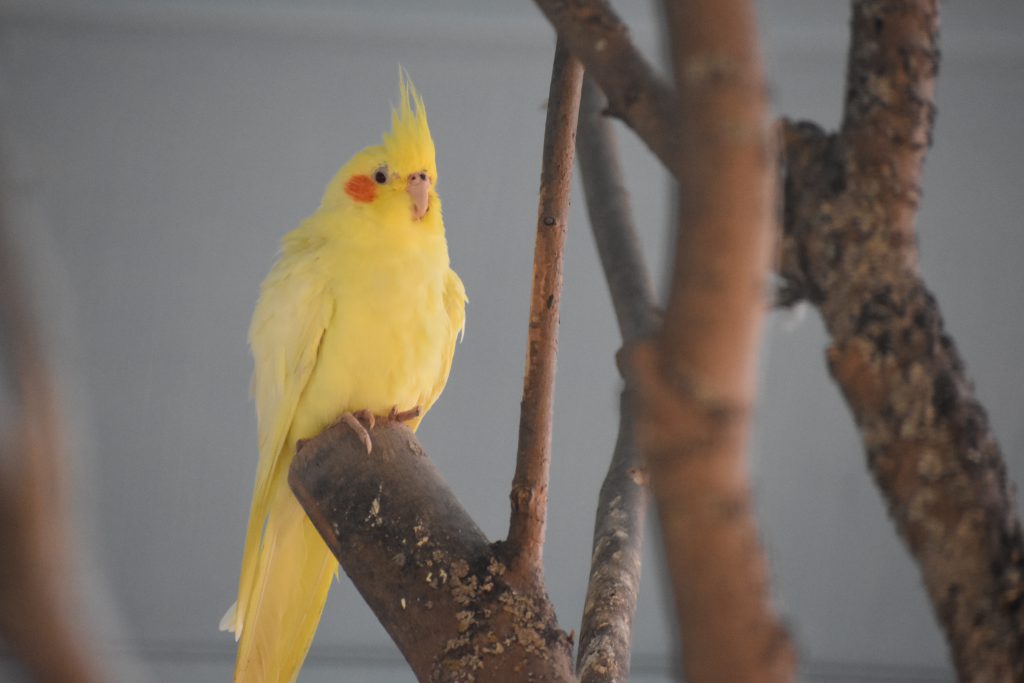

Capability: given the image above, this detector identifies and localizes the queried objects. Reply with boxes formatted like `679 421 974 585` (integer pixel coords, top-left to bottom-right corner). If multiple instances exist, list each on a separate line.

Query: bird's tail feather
219 601 239 640
231 480 337 682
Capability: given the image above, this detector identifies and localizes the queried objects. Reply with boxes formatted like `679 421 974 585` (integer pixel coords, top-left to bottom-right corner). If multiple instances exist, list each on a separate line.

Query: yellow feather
222 74 465 682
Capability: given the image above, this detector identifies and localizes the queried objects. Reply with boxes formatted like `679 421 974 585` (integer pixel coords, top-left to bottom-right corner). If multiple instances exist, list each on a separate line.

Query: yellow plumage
221 73 466 682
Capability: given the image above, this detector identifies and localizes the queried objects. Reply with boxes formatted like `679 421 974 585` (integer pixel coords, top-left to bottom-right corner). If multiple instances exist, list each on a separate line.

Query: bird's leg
337 411 373 454
387 405 422 423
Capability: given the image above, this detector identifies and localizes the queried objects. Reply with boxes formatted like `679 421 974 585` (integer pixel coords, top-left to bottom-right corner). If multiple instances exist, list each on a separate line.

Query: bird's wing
422 267 466 418
224 239 335 635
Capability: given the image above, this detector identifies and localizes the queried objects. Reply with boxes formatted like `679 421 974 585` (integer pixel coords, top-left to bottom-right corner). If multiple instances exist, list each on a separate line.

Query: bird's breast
291 241 451 439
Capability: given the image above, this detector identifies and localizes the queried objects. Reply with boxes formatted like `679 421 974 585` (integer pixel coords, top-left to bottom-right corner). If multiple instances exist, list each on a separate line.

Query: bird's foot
387 405 422 423
338 410 374 453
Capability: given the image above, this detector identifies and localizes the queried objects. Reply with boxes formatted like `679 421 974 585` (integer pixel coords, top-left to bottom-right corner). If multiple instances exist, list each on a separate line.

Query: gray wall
1 1 1022 681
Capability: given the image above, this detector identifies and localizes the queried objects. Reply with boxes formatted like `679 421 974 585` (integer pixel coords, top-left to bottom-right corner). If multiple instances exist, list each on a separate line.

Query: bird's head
321 71 440 230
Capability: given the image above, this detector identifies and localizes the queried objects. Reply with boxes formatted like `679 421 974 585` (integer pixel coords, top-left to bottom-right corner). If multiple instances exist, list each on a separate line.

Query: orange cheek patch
344 175 377 203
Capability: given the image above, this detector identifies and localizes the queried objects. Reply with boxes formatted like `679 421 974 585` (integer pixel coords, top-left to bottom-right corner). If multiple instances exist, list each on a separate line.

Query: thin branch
506 38 583 575
576 76 660 343
532 0 680 175
574 76 654 682
289 422 574 682
576 390 647 683
627 0 795 681
0 195 104 683
780 2 1024 680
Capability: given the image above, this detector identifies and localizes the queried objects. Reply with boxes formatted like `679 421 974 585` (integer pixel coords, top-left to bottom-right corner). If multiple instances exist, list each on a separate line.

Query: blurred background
1 0 1022 681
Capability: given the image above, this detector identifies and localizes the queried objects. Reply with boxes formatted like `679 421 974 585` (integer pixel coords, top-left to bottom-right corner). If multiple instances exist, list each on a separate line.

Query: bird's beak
407 173 431 221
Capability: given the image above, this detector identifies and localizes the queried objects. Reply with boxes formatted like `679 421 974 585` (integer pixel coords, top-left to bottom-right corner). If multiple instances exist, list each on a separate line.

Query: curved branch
506 38 583 575
289 421 574 682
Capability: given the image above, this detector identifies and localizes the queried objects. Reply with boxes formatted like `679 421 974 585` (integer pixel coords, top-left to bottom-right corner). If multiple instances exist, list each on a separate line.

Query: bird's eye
373 168 389 184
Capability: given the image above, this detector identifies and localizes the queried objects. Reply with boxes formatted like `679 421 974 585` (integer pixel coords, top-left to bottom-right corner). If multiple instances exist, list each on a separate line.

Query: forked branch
289 421 574 682
780 2 1024 679
532 0 680 175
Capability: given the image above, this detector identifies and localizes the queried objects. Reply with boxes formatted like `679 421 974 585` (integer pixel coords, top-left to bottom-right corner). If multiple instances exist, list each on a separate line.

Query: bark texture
780 2 1024 680
540 0 1024 677
624 2 796 681
289 421 574 683
574 76 656 683
507 38 583 574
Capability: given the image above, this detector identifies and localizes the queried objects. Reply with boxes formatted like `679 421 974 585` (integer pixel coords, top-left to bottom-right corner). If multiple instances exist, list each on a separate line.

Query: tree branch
574 76 654 682
576 76 660 343
0 194 104 683
289 421 574 683
780 2 1024 680
506 38 583 575
532 0 680 175
575 390 646 683
625 1 795 681
540 0 1024 676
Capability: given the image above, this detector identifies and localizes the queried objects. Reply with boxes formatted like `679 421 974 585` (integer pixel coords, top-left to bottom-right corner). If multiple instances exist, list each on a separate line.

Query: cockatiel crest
383 70 436 180
321 70 437 217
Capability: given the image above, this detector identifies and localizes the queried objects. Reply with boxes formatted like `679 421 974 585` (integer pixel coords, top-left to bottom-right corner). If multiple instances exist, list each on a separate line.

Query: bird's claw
339 411 373 453
354 409 376 431
336 406 417 453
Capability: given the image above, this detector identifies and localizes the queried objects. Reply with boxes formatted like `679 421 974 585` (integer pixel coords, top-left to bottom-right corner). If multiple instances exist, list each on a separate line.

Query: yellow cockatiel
221 73 466 682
